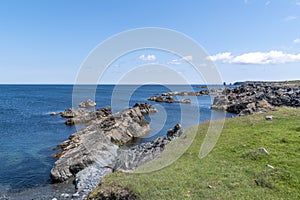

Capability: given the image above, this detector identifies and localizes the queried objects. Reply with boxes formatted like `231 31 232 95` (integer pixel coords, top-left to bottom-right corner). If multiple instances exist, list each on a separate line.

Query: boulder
133 102 158 114
78 99 97 108
179 98 191 104
60 108 89 118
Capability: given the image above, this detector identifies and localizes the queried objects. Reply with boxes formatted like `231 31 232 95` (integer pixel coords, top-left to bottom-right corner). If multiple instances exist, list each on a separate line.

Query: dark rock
60 108 89 118
211 83 300 115
65 106 111 125
180 98 191 104
115 123 183 170
133 102 158 114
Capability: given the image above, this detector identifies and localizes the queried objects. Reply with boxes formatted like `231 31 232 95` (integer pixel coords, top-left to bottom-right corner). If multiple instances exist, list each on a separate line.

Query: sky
0 0 300 84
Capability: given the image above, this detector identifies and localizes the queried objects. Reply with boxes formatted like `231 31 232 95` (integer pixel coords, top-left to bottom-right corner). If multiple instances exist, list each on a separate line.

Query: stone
78 99 96 108
266 164 274 169
60 108 89 118
133 102 158 114
258 147 269 155
60 193 69 198
180 98 191 104
72 192 80 197
265 115 273 120
50 112 60 116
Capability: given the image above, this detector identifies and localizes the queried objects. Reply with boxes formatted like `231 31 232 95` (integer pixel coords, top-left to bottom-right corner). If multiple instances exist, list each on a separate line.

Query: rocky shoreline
46 82 300 199
212 82 300 115
48 101 184 199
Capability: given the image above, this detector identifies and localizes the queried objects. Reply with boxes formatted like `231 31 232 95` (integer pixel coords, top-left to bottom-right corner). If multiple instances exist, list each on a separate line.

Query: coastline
1 81 299 199
87 81 300 199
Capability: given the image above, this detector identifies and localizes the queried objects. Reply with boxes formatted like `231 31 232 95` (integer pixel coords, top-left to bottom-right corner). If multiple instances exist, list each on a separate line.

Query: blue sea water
0 84 235 197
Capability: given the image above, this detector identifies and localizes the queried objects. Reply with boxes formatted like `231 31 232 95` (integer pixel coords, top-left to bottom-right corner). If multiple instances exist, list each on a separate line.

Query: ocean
0 84 235 198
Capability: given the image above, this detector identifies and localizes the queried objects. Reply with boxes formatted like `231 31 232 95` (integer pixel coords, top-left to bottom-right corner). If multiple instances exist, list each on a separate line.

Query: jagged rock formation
133 102 158 114
115 123 183 170
64 106 111 125
211 83 300 115
50 106 151 182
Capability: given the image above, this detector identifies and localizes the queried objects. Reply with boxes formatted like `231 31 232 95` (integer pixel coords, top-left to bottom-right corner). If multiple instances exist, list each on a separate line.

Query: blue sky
0 0 299 84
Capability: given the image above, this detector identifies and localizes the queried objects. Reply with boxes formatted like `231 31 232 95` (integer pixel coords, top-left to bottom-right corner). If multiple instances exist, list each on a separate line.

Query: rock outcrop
115 123 183 170
148 95 191 104
161 89 220 96
64 106 111 125
50 106 151 182
147 89 222 104
60 108 90 118
133 102 158 114
79 99 97 108
211 83 300 115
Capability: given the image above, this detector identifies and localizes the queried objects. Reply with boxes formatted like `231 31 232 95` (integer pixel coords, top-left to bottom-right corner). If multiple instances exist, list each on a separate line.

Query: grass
88 107 300 200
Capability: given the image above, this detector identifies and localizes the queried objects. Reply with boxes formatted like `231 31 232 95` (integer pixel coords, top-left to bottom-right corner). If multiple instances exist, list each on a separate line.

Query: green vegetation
89 107 300 199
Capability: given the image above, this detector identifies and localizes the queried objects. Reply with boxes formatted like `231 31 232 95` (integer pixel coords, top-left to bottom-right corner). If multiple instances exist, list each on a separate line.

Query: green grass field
89 107 300 199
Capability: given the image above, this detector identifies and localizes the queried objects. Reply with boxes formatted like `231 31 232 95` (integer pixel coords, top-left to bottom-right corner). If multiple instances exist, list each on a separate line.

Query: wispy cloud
167 59 181 65
139 54 156 61
207 51 300 65
167 55 193 65
294 38 300 44
296 1 300 6
182 55 193 61
285 15 297 21
265 1 271 6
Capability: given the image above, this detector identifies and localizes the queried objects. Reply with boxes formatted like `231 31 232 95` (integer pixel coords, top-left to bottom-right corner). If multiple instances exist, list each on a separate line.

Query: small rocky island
147 89 221 104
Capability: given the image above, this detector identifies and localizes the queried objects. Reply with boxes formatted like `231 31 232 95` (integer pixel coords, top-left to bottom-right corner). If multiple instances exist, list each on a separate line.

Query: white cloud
265 1 271 6
167 59 181 65
167 55 193 65
207 52 233 62
182 55 193 61
207 51 300 65
296 1 300 6
285 15 297 21
139 54 156 61
293 38 300 44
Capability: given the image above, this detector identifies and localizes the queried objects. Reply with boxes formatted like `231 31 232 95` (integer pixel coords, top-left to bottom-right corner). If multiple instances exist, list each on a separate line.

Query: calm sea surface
0 84 235 197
